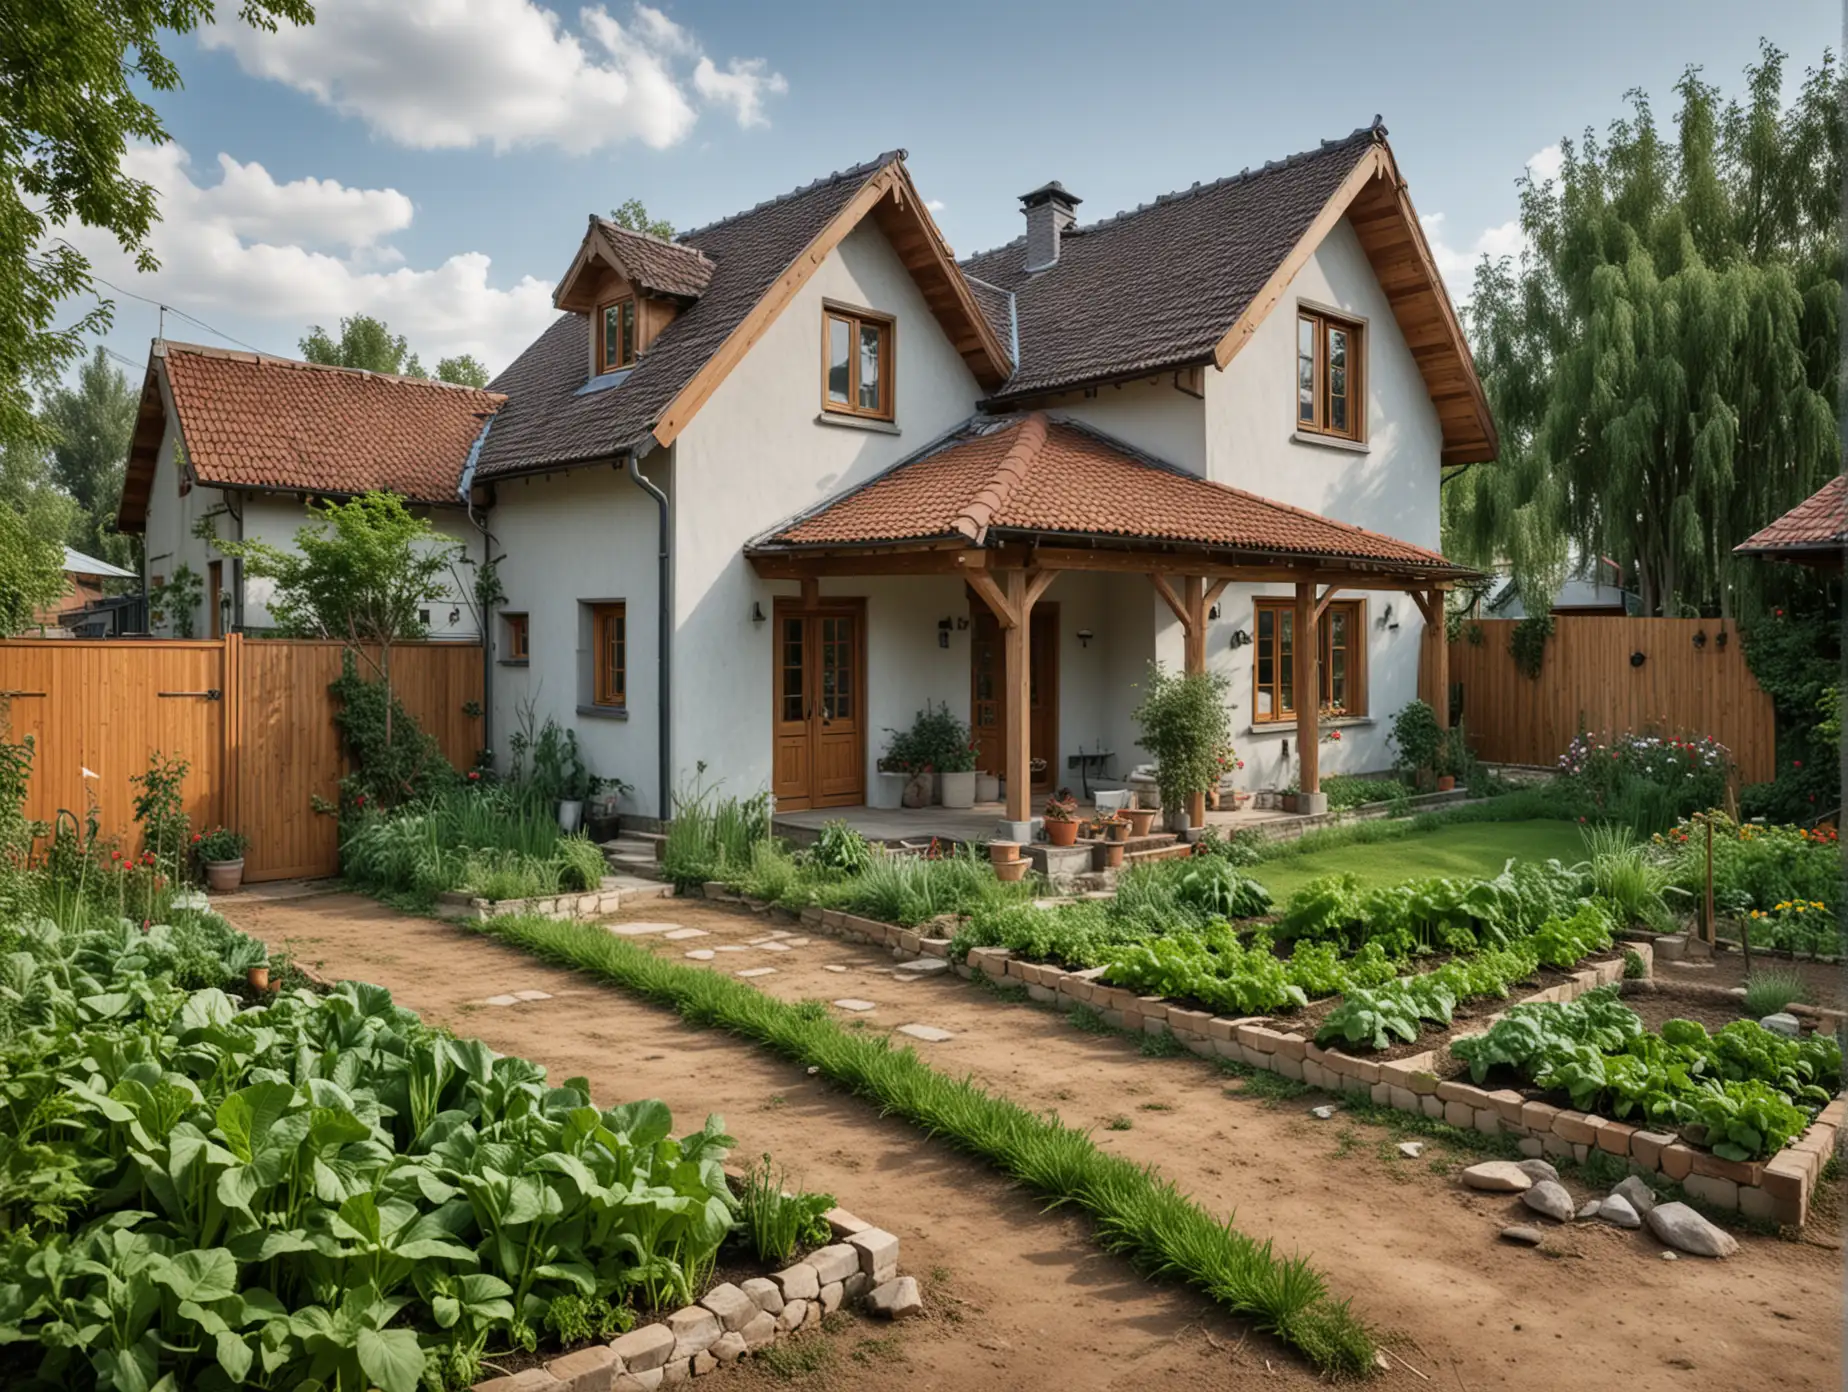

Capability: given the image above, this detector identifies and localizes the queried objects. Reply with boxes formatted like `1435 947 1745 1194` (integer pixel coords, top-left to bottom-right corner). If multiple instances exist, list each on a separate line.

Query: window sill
498 658 529 668
577 703 629 721
1291 429 1370 456
1242 715 1376 739
816 411 900 436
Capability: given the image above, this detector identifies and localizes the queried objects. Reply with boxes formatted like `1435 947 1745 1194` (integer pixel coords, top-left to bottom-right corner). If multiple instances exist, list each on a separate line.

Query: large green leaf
216 1083 300 1167
356 1327 425 1392
154 1248 239 1304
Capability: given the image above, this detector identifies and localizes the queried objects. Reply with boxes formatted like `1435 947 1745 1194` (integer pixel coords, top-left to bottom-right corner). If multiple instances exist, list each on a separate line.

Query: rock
710 1331 746 1365
665 1305 721 1358
1517 1137 1546 1158
615 1370 665 1392
817 1280 844 1314
1662 1250 1679 1261
1500 1225 1545 1246
1760 1012 1801 1038
1598 1195 1642 1229
1576 1200 1603 1220
610 1323 677 1374
1461 1161 1534 1193
697 1282 757 1333
847 1228 900 1285
691 1351 717 1376
1397 1141 1425 1159
1646 1201 1740 1258
739 1311 777 1350
1610 1175 1658 1217
1310 1104 1337 1120
777 1298 808 1332
1521 1180 1577 1223
771 1264 819 1301
1515 1158 1560 1185
808 1244 860 1285
866 1275 923 1319
740 1277 783 1315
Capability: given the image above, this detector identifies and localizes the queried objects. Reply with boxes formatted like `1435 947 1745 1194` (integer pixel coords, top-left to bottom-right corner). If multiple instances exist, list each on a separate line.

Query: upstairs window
599 297 637 374
822 306 894 420
1296 309 1364 441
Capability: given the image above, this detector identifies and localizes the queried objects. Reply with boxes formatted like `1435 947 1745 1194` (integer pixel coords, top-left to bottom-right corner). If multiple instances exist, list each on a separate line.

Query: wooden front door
970 603 1058 788
771 600 866 810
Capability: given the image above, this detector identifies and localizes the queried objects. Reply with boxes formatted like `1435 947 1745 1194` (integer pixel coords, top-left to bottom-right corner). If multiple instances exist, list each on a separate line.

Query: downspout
458 418 497 761
624 451 673 822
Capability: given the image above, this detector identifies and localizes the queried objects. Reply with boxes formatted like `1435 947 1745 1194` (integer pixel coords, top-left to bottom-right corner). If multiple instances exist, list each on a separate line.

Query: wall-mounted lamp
1715 628 1729 650
1076 628 1094 649
938 617 953 649
1208 604 1221 621
448 607 461 626
1629 650 1647 668
751 602 767 625
1380 602 1399 632
1692 629 1708 649
1228 629 1252 650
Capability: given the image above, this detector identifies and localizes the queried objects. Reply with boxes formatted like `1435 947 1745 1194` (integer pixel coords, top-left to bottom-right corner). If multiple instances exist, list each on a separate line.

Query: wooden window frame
820 302 895 422
1251 596 1368 723
1295 307 1365 442
502 611 529 663
591 603 626 708
598 296 638 374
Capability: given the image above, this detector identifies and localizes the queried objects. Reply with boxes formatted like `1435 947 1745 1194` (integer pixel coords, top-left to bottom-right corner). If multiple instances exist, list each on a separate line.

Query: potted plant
1101 810 1130 843
194 825 249 893
871 727 915 810
937 725 979 810
1435 724 1471 793
1093 837 1126 871
994 854 1029 883
1389 699 1443 792
586 776 632 841
1042 790 1081 846
1131 662 1231 832
532 719 596 831
1124 798 1159 838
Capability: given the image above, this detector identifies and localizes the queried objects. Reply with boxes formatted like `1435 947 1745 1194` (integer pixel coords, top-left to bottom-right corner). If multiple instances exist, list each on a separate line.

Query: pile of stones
1461 1159 1740 1258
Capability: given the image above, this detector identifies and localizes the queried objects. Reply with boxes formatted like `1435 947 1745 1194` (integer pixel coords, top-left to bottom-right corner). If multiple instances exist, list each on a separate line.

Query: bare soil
1658 947 1845 1013
231 891 1846 1392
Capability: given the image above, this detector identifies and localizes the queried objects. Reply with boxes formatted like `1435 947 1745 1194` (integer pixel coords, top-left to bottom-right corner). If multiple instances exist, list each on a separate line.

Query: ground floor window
591 603 626 707
501 611 529 662
1253 596 1366 721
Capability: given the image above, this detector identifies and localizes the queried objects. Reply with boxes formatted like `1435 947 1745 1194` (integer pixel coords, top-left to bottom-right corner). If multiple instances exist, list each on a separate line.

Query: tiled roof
757 412 1459 572
160 343 503 504
475 153 901 480
591 219 715 299
961 124 1380 401
1735 476 1846 556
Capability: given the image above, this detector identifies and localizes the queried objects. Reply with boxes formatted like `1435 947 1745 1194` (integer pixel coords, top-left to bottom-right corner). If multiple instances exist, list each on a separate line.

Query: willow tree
1444 42 1841 616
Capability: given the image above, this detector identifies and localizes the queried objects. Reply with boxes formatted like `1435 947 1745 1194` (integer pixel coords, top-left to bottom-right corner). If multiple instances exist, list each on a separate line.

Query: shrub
1132 662 1232 810
1658 814 1839 915
662 777 772 890
192 825 249 863
1555 730 1731 833
736 1154 835 1264
1742 965 1811 1017
1388 700 1442 778
1580 824 1671 929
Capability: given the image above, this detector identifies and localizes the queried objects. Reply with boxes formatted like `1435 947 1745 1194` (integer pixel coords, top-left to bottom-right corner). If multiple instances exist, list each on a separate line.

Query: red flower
1793 760 1803 769
1775 608 1784 618
192 832 203 842
468 770 480 781
110 850 121 861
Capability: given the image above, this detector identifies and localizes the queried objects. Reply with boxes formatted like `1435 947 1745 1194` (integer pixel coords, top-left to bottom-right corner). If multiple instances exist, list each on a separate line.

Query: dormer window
822 304 894 421
599 297 637 374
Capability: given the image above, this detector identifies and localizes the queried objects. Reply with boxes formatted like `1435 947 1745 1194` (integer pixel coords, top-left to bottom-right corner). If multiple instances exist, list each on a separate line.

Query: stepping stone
483 994 519 1007
832 999 878 1012
513 990 552 1002
737 967 777 979
786 937 811 947
747 936 776 945
685 949 716 961
1397 1141 1425 1159
765 930 793 939
611 922 676 937
1461 1161 1533 1193
823 965 848 973
894 959 950 977
897 1024 954 1042
663 927 709 941
715 945 746 953
758 941 791 952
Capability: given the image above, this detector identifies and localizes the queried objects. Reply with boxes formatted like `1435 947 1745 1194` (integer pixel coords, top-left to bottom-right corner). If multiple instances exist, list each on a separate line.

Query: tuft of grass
1138 1030 1186 1058
476 912 1377 1377
758 1340 834 1380
1105 1114 1134 1131
1223 1067 1313 1104
1064 1003 1116 1035
1742 964 1811 1018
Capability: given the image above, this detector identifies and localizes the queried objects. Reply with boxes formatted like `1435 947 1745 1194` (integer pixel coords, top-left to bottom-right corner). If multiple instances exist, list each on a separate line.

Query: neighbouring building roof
1734 476 1846 563
752 412 1464 575
62 545 135 580
118 342 505 533
962 126 1379 402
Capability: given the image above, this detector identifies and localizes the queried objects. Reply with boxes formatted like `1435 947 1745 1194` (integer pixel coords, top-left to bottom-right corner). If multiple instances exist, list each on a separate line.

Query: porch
772 797 1315 848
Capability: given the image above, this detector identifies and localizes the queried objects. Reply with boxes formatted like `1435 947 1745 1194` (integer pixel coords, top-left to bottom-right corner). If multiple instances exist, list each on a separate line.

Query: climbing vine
1509 614 1554 680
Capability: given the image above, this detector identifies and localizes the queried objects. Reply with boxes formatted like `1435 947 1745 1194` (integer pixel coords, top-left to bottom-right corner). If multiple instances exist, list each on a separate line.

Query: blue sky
73 0 1839 384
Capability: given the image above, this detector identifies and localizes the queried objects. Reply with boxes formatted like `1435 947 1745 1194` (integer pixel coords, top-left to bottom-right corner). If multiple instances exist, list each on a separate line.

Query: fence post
222 632 242 836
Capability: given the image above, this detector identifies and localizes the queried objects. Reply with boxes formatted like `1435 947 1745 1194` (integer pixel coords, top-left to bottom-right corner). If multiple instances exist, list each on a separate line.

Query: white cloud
202 0 786 154
70 143 556 372
1419 146 1562 306
925 198 946 214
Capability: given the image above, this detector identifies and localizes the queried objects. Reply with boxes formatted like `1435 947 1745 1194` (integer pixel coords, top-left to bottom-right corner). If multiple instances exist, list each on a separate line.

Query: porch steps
601 831 665 879
1124 837 1191 867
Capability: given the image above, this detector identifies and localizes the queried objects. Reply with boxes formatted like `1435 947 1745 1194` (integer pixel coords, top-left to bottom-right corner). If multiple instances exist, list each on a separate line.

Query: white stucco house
471 120 1495 828
118 342 500 640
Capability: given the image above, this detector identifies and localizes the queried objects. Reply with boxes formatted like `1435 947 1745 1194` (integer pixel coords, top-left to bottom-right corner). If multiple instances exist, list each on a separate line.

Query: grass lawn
1249 818 1588 901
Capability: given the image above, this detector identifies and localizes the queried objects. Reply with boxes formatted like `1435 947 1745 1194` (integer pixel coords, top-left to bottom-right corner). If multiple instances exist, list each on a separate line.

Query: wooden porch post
1003 569 1032 824
1430 589 1450 731
1182 575 1208 827
1294 580 1320 796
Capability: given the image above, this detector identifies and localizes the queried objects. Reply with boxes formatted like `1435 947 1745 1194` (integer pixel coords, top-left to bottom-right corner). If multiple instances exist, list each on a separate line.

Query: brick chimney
1020 181 1081 272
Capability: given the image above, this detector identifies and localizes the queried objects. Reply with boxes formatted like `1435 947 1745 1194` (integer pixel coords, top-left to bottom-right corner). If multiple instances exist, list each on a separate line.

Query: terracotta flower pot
1124 808 1158 837
994 856 1029 882
1104 820 1129 843
203 858 244 894
1436 775 1457 793
1094 841 1126 871
1045 819 1080 847
246 965 270 992
988 840 1021 865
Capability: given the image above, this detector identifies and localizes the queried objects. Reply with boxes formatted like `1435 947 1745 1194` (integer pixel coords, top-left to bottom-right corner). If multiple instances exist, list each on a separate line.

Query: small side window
502 612 529 662
821 305 894 420
599 297 637 374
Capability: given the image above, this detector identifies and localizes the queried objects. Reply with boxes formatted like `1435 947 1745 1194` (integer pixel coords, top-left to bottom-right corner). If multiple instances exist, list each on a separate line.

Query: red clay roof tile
1735 475 1846 555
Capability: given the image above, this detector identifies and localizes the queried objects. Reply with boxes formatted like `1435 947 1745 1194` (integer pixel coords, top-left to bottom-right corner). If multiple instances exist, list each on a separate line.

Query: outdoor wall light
448 607 461 626
1693 629 1708 649
1630 650 1647 668
1076 628 1094 648
1715 628 1729 649
1208 604 1221 621
1378 603 1394 629
938 617 953 649
751 602 766 624
1228 629 1252 650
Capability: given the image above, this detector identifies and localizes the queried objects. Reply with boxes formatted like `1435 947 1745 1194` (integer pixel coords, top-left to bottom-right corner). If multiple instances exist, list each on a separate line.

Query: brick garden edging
473 1206 909 1392
435 876 670 924
732 891 1844 1230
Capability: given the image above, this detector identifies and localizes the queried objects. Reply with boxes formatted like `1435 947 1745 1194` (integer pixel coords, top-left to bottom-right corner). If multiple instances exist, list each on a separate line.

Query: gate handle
158 689 222 700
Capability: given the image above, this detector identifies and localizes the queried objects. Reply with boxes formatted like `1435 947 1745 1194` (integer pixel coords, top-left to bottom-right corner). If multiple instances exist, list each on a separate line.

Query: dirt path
602 896 1843 1392
227 893 1327 1392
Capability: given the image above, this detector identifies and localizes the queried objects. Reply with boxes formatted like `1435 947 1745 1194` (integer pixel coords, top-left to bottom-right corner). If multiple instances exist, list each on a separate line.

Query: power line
80 264 269 355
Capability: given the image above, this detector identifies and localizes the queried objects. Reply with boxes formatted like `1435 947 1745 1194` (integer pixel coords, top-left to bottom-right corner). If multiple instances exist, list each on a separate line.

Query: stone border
435 876 670 924
473 1207 909 1392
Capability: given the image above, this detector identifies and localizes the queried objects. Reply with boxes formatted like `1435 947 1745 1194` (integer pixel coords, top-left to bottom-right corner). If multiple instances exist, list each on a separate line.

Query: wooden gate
1448 617 1776 784
0 636 483 882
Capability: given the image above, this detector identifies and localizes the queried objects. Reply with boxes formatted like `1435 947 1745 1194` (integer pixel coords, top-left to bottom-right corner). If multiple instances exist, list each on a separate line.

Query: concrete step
1125 841 1193 866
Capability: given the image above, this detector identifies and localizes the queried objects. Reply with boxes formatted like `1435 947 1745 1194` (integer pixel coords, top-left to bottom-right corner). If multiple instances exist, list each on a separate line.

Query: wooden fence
0 636 483 882
1448 617 1775 784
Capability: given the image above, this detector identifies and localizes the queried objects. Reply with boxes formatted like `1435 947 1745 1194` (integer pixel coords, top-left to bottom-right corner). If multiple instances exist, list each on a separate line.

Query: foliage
1443 43 1843 617
1387 700 1442 777
609 198 675 241
129 751 191 885
1318 775 1407 812
1737 899 1842 957
661 778 772 891
1190 826 1265 866
149 562 204 637
811 821 873 875
957 900 1157 970
1740 605 1841 820
735 1154 834 1265
328 652 459 814
0 920 742 1390
1453 988 1840 1158
0 0 314 451
1741 964 1810 1016
1581 825 1673 928
1103 926 1307 1015
881 702 975 774
1508 614 1554 679
530 718 596 802
192 825 248 863
0 503 67 635
300 314 493 386
1132 663 1232 809
1659 813 1840 921
433 355 491 389
40 347 139 568
1172 857 1273 920
1041 791 1079 822
481 913 1377 1376
1555 730 1731 832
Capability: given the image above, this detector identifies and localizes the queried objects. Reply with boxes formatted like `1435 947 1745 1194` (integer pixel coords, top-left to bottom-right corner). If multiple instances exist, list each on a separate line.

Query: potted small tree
1435 724 1471 793
194 826 249 893
1131 663 1231 832
1389 699 1443 792
1042 790 1081 846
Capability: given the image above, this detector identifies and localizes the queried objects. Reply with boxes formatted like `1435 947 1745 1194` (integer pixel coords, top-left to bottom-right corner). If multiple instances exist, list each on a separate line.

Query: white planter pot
868 771 907 810
557 799 584 834
974 772 1000 803
939 770 977 810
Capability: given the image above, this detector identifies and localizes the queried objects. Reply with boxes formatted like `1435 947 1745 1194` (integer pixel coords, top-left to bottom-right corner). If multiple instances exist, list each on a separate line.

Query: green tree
0 504 66 634
434 354 491 389
0 437 81 547
609 197 674 240
1444 42 1841 617
42 347 138 567
213 491 460 745
301 314 423 377
2 1 315 451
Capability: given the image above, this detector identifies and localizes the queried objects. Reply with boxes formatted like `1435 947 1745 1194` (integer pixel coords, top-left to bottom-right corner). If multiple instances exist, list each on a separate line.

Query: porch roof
748 412 1473 580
